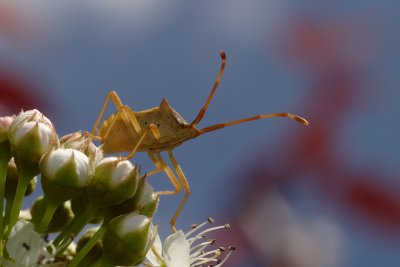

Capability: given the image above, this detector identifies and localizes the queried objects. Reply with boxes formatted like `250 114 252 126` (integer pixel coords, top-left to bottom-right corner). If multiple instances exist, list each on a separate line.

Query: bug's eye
157 123 160 127
144 122 148 125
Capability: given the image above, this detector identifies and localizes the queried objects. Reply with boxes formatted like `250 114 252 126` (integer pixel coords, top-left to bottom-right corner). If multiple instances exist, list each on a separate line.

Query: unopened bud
102 213 156 266
88 157 139 208
108 177 159 219
41 148 91 204
8 110 58 176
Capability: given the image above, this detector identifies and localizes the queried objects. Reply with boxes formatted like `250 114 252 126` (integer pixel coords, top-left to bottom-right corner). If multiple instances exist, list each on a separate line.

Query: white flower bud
8 109 58 176
0 115 15 142
102 213 157 266
88 157 139 208
41 148 91 204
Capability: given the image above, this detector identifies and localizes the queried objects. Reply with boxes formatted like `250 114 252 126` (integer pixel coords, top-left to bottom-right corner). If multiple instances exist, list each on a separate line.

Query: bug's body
99 99 200 153
89 51 308 232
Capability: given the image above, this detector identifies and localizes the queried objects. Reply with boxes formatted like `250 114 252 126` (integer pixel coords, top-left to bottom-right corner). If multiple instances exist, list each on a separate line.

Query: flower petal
163 230 190 267
146 233 164 266
6 221 50 265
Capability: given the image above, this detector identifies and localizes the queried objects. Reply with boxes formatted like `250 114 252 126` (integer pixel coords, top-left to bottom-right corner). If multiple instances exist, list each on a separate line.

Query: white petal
6 221 48 265
146 233 164 266
163 230 190 267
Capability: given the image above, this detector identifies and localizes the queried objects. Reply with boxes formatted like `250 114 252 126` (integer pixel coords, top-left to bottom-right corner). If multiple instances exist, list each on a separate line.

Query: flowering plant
0 110 234 267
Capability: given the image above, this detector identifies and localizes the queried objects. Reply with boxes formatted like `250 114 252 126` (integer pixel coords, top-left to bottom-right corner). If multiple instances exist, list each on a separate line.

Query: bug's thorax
99 98 200 153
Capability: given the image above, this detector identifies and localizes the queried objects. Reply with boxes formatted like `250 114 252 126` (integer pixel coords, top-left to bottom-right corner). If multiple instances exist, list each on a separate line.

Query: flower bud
102 213 157 266
107 177 159 219
41 148 91 204
8 109 58 176
5 158 36 200
31 197 74 233
0 116 15 159
88 157 139 208
71 190 104 224
0 115 14 142
60 131 104 164
134 181 160 218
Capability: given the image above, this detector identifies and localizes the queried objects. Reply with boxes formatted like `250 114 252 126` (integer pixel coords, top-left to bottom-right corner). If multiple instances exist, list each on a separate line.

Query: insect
89 51 309 232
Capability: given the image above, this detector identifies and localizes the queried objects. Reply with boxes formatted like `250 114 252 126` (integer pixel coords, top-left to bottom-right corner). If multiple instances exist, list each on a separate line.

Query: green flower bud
31 197 74 233
134 180 160 218
8 109 58 176
76 227 103 266
41 148 91 204
107 176 159 219
88 157 139 208
102 213 157 266
5 158 36 200
70 190 104 224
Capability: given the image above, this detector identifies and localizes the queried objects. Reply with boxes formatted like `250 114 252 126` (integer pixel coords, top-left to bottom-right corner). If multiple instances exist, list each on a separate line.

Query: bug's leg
191 51 226 126
199 112 309 135
167 150 190 232
125 124 160 160
147 152 182 232
91 90 141 136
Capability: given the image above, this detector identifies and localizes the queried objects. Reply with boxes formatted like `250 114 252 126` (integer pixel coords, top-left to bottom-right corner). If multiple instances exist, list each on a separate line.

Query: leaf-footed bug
88 51 309 232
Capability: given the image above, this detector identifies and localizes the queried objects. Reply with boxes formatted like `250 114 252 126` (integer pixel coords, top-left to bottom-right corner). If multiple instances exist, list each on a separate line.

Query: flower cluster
0 110 234 267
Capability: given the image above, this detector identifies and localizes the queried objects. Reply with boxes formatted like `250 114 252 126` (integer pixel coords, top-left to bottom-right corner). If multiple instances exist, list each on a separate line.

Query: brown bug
89 51 308 232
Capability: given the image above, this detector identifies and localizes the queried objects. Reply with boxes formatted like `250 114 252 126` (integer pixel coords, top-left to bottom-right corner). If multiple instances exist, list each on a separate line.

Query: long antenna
191 51 226 126
199 113 309 135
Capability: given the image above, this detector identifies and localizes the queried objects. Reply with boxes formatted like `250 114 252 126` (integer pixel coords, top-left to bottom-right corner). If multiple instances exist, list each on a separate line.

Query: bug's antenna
191 51 226 126
199 113 309 135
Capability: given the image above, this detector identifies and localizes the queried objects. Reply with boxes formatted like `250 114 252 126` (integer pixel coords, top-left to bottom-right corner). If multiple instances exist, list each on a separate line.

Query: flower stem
3 196 12 234
35 198 58 233
4 171 31 238
0 156 9 257
54 203 97 253
94 255 114 267
67 223 107 267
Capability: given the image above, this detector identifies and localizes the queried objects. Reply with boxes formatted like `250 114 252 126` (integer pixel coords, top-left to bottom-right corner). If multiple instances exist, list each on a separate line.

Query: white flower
4 220 53 267
146 218 234 267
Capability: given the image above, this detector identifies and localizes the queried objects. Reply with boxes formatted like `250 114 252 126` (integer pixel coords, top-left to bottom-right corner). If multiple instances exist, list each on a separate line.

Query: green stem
35 198 58 233
55 204 97 253
67 223 107 267
4 172 31 238
3 196 13 235
93 255 114 267
0 157 9 257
